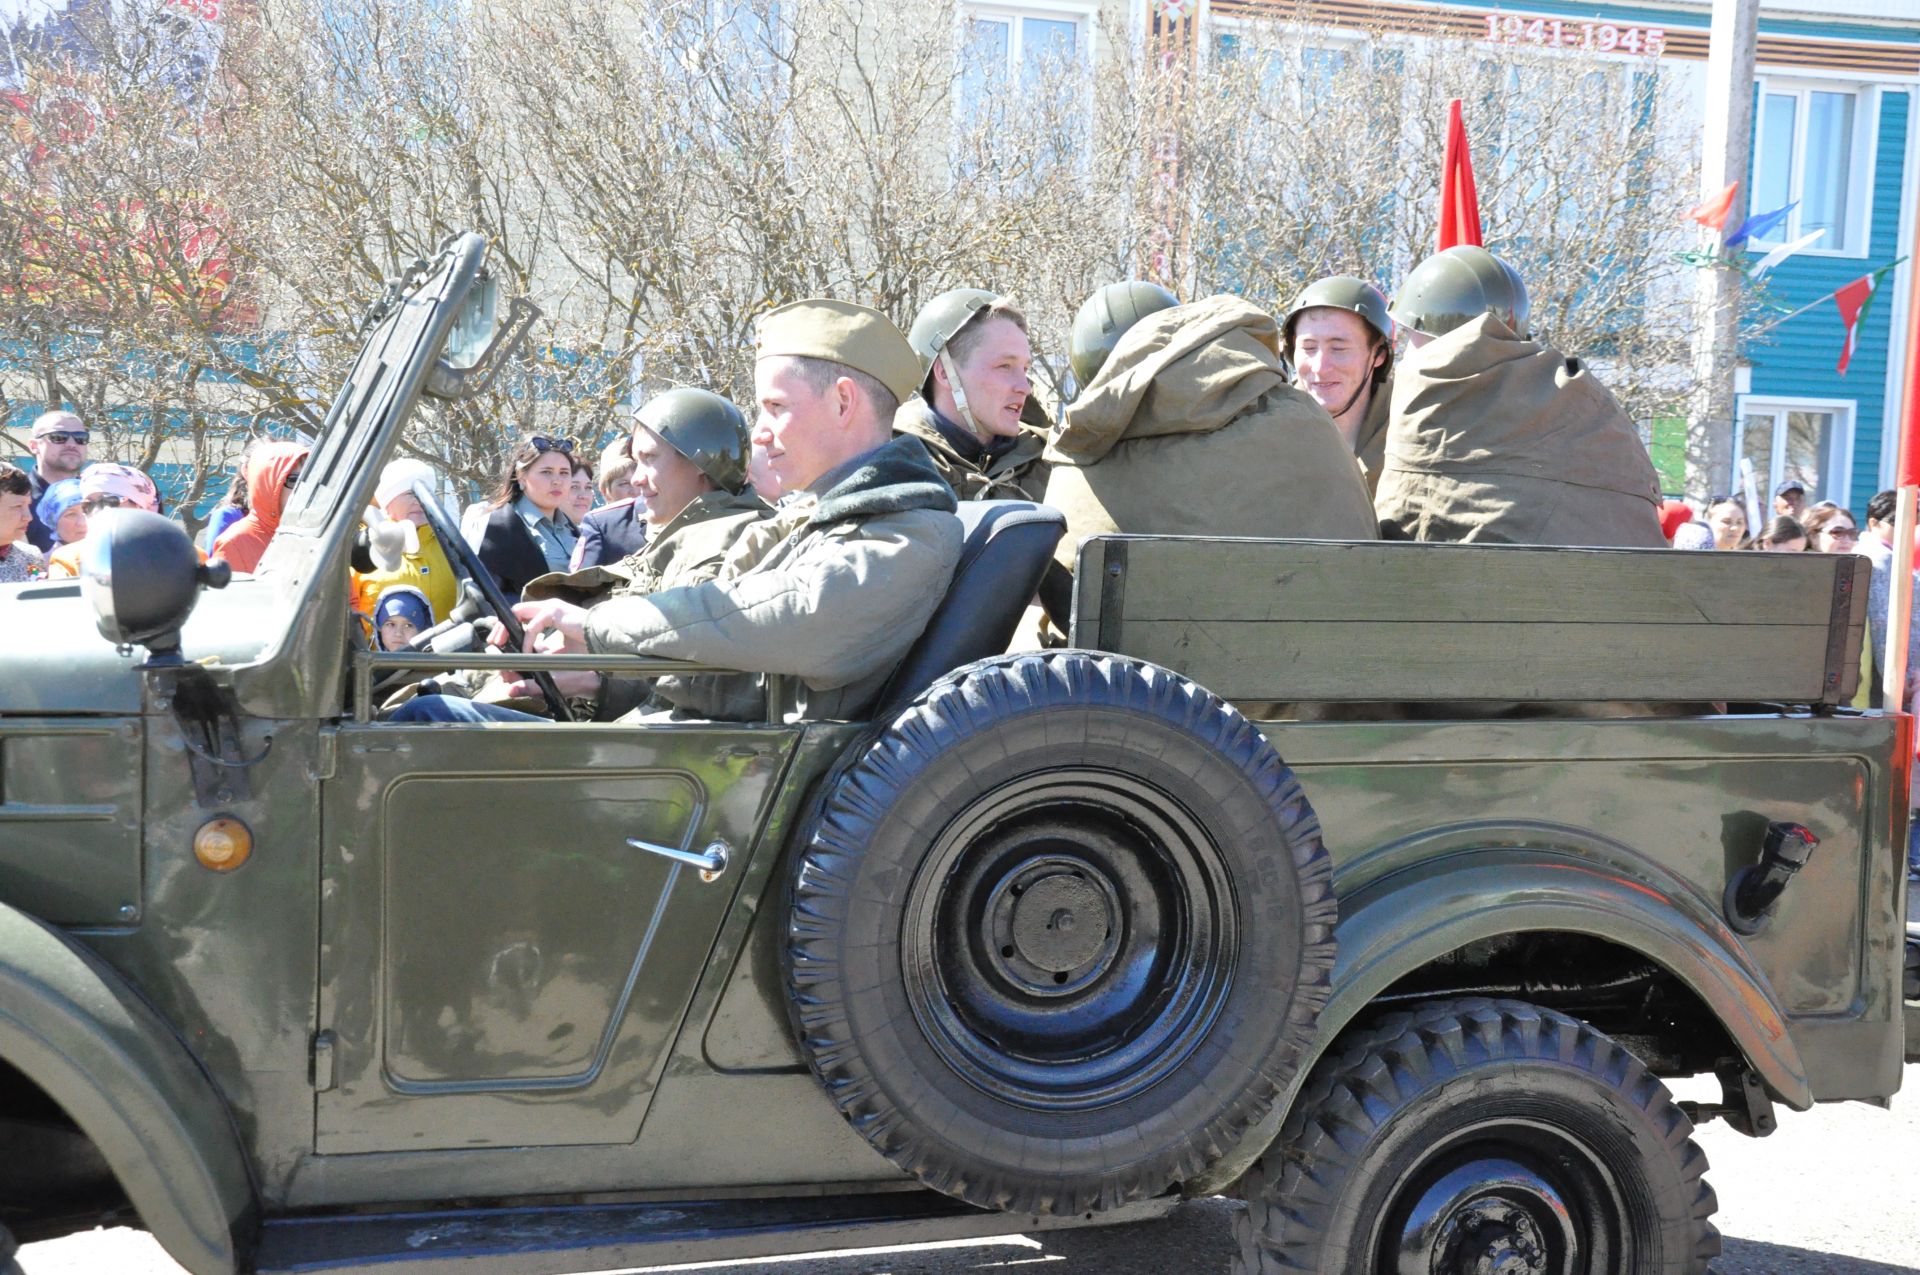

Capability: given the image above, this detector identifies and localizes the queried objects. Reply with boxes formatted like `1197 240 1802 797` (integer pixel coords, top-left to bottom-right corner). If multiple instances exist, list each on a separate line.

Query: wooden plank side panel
1104 537 1845 626
1069 536 1860 704
1836 554 1872 704
1116 619 1831 703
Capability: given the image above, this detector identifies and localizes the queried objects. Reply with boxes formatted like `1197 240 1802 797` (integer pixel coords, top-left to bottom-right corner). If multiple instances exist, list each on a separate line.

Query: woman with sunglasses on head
472 434 580 600
211 440 310 575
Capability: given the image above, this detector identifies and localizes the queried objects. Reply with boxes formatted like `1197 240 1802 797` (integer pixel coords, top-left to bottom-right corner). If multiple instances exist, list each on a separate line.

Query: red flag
1834 267 1891 376
1685 182 1739 232
1436 99 1482 250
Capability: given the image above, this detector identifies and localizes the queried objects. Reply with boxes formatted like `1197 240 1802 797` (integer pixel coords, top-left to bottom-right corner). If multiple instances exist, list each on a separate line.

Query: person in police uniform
1282 276 1395 497
1374 245 1664 548
894 288 1051 501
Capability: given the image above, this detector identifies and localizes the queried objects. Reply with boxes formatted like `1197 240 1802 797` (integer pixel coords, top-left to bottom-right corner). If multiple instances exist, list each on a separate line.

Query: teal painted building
1732 29 1915 517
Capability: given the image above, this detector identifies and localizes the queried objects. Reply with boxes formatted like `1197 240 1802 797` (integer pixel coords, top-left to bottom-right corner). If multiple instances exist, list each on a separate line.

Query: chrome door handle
626 837 730 883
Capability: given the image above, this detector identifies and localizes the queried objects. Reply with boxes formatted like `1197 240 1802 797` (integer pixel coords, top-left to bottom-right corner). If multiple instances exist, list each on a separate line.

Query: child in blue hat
372 585 434 651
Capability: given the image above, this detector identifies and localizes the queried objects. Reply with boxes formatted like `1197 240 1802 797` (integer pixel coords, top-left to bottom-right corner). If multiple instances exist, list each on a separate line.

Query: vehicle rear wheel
1234 997 1721 1275
785 651 1336 1215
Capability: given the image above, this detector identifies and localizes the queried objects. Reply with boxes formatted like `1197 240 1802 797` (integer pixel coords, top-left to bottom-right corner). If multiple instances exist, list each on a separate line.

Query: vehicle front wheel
1235 998 1720 1275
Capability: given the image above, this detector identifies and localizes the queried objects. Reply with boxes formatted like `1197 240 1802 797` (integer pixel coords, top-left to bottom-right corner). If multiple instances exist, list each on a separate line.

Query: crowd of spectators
0 408 633 649
9 399 1920 720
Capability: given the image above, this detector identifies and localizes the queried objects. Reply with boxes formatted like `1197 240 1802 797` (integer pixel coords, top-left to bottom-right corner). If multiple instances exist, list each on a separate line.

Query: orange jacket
211 442 308 574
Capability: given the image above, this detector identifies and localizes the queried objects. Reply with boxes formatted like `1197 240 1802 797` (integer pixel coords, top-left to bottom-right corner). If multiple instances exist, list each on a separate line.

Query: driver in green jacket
510 299 963 723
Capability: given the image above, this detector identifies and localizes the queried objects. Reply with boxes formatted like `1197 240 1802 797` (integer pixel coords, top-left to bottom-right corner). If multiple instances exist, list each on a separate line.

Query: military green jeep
1 235 1910 1275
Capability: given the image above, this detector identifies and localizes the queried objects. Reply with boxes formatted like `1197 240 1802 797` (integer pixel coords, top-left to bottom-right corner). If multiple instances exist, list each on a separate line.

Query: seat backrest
874 500 1065 715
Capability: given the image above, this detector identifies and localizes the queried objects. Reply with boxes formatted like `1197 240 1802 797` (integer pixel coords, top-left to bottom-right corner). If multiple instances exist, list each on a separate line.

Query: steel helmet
1284 276 1392 352
631 387 750 495
909 288 1000 388
1389 246 1531 340
1068 280 1178 388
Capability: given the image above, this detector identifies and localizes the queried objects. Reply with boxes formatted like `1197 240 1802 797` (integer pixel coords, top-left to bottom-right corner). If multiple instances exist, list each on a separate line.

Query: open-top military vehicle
2 234 1911 1275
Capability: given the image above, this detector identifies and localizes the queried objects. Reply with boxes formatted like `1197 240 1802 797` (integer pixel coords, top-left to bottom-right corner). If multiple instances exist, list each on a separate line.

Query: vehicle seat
873 500 1066 716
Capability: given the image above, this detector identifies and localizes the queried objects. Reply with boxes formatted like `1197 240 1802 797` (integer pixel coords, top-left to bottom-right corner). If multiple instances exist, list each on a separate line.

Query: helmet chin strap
1326 340 1387 423
1330 376 1370 423
938 348 989 442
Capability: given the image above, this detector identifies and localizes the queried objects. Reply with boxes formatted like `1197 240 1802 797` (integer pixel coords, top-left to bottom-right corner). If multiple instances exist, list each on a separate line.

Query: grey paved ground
23 1068 1920 1274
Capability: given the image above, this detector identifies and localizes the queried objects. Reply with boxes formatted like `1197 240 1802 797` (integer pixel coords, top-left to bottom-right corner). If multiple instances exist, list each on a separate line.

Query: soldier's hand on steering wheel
500 600 589 655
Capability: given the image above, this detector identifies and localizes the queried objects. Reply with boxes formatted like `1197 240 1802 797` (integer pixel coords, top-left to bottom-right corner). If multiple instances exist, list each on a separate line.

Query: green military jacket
523 489 773 720
585 434 962 722
522 489 772 606
1353 372 1392 499
894 397 1050 502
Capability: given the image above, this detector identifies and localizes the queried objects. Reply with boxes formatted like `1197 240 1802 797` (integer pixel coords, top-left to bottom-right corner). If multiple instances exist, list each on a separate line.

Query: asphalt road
22 1069 1920 1275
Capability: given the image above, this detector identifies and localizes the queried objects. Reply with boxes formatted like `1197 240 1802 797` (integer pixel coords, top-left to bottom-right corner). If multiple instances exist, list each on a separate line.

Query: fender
1188 843 1809 1196
0 905 254 1275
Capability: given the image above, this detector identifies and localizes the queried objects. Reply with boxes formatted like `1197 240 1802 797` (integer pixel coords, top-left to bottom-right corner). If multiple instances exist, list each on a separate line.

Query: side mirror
81 510 231 664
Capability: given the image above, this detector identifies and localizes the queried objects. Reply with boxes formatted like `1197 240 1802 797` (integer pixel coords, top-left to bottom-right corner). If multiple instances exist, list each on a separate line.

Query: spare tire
784 652 1337 1215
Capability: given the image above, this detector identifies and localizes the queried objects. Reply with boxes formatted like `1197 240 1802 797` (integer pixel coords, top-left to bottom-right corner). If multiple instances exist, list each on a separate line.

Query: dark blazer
475 504 557 601
25 468 54 552
572 498 648 570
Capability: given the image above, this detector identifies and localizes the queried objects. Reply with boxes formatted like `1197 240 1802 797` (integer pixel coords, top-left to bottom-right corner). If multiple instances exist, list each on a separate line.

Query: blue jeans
389 695 548 724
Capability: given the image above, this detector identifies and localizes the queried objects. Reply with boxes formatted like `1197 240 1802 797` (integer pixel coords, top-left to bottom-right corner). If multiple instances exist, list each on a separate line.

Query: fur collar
808 434 957 526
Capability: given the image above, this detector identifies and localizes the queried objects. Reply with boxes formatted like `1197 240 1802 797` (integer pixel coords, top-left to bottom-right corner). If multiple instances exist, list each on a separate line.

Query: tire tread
786 652 1337 1215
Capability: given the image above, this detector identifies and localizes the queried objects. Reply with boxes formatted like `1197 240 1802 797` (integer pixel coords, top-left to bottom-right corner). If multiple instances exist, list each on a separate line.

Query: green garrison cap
1389 246 1531 340
633 387 750 494
757 299 923 403
1068 281 1179 388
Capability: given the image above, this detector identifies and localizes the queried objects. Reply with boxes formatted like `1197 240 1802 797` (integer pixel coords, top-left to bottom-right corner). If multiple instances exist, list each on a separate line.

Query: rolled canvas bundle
1374 314 1666 549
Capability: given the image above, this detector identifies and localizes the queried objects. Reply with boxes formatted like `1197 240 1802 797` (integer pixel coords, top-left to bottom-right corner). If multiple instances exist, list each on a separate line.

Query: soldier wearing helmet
614 387 770 592
1283 276 1394 496
1374 246 1664 548
1041 282 1377 594
895 288 1050 501
444 387 774 720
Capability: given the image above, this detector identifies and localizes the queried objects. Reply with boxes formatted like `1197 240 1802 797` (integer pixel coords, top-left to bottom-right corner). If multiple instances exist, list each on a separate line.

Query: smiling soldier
1282 276 1395 497
895 288 1050 502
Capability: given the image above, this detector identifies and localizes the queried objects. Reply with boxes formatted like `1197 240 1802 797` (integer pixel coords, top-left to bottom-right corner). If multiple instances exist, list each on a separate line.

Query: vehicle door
315 718 801 1153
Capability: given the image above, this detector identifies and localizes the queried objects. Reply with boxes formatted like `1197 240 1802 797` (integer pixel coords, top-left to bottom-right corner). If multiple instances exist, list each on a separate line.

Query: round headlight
81 510 227 657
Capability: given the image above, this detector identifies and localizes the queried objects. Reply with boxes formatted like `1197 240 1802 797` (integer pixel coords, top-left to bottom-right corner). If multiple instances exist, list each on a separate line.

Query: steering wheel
410 481 576 723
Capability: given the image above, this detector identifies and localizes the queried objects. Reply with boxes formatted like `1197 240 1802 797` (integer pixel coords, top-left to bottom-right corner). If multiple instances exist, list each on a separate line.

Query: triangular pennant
1684 182 1738 232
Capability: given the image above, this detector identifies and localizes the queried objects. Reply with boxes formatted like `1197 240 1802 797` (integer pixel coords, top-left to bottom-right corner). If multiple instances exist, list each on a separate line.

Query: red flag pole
1883 228 1920 708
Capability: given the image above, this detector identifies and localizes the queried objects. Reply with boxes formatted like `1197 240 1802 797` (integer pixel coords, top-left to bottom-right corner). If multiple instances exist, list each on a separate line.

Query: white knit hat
374 458 436 512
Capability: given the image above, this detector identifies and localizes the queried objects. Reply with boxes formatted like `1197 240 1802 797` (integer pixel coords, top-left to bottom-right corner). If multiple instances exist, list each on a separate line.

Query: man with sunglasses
23 410 89 551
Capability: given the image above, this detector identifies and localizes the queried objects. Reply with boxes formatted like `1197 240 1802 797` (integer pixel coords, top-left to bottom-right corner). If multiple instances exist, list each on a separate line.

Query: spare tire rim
902 769 1239 1112
1374 1121 1629 1275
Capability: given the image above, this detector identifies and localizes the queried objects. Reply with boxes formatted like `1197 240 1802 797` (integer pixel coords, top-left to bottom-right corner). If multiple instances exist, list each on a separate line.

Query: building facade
1070 0 1918 512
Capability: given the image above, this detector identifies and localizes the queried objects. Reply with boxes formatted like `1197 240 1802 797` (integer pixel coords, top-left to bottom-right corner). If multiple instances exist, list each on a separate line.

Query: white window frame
957 1 1097 85
1749 78 1876 259
1201 16 1366 96
952 0 1096 162
1735 394 1857 510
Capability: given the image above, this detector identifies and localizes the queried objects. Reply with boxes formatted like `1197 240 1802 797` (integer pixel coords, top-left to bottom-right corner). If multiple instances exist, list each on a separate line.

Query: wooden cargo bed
1068 536 1870 706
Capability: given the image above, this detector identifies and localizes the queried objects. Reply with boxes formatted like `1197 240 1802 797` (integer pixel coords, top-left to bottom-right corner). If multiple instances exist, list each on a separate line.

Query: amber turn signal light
193 817 253 873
